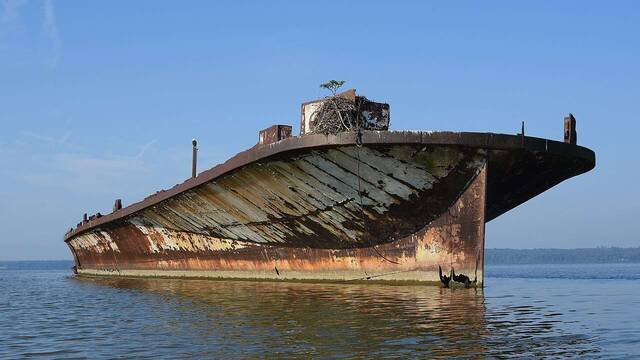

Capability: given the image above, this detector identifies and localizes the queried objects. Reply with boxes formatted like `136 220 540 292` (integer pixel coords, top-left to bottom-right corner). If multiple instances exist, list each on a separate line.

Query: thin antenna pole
191 139 198 178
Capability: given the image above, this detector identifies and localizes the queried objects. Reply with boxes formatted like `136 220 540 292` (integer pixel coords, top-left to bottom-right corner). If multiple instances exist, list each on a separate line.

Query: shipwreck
64 88 595 286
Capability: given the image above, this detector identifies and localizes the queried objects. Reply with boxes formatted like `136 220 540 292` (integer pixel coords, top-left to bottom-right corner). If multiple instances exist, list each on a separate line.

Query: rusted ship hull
65 131 595 285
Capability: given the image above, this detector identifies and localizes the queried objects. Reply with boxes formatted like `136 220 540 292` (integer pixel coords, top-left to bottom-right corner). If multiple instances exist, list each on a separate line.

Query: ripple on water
0 267 639 358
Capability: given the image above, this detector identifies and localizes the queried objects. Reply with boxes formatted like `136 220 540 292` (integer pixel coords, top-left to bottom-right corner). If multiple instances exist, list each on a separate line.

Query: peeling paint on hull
65 131 595 285
74 163 487 284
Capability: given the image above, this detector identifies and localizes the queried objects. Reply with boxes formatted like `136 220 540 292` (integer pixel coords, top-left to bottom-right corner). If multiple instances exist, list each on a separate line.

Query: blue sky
1 1 638 260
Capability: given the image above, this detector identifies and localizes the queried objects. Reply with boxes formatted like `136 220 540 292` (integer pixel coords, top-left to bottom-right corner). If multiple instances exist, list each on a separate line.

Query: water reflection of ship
78 276 600 357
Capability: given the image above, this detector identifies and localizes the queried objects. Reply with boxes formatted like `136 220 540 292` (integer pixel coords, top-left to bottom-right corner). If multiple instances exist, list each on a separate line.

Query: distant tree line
486 247 640 265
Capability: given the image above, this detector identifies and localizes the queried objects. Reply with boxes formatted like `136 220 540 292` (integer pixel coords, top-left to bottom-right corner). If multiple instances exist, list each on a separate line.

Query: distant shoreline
485 247 640 265
0 260 74 270
2 247 640 269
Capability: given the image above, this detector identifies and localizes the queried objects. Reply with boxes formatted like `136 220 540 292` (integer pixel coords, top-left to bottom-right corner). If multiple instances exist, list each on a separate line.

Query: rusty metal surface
358 97 390 131
65 131 595 241
70 163 487 284
258 125 292 145
64 126 594 284
69 144 485 249
564 114 577 145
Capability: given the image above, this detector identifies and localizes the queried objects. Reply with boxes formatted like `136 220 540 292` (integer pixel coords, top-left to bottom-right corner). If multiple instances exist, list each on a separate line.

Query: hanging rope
353 112 399 265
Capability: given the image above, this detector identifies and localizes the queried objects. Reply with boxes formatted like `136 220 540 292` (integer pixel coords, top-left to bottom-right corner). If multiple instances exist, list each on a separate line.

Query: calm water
1 264 639 359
